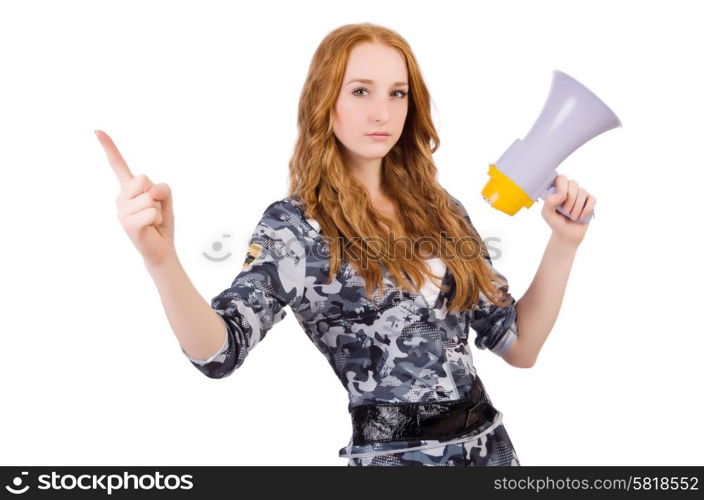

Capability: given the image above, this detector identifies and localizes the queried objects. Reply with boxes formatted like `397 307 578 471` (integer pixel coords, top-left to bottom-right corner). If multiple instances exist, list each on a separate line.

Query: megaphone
481 70 622 224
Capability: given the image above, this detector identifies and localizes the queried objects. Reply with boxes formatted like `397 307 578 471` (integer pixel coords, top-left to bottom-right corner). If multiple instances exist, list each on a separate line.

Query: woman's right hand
95 129 176 267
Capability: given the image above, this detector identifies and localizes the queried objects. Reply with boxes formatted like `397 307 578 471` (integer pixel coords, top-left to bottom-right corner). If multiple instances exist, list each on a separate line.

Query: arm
147 199 307 380
183 199 308 379
444 189 580 369
146 254 229 362
500 234 579 368
504 174 594 367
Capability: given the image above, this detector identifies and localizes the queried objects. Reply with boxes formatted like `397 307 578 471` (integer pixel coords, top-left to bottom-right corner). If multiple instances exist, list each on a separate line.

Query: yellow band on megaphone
481 164 534 216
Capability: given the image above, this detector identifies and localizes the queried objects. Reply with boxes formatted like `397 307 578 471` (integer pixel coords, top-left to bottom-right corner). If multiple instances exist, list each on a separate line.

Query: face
333 42 409 172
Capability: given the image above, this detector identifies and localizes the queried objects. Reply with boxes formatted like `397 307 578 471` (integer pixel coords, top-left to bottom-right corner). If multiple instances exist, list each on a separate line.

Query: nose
371 96 391 122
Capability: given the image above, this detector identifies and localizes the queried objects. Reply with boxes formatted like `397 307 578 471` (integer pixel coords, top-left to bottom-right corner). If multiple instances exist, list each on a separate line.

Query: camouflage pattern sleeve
182 199 307 378
469 255 518 356
445 191 518 357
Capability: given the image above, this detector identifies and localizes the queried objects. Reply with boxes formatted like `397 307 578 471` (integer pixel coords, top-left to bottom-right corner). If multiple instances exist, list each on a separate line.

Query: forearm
144 254 227 361
513 233 579 365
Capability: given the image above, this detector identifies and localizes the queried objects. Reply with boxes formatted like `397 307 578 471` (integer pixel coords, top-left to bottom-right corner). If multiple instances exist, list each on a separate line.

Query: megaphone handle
542 185 595 224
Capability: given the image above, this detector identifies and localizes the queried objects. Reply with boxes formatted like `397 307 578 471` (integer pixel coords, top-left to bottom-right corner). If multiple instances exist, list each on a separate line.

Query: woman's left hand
541 174 596 246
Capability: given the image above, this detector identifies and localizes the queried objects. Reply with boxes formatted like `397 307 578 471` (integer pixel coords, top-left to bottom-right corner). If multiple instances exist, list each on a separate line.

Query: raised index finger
94 129 134 188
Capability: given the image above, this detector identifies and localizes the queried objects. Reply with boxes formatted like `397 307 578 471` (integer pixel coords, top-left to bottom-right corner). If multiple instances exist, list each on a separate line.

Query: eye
352 87 408 98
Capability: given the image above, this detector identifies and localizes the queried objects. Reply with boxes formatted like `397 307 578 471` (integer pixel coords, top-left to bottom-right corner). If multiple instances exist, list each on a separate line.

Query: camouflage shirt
181 193 519 459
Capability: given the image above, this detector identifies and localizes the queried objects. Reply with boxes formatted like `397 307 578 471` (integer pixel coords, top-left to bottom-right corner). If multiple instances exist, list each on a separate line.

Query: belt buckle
463 392 489 430
464 403 478 428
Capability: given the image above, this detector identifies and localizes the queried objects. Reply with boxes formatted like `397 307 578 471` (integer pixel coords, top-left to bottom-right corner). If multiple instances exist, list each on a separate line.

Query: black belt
350 377 497 446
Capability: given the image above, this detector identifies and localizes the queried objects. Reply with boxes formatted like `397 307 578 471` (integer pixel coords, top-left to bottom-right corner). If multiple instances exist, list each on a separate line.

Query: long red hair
287 22 511 313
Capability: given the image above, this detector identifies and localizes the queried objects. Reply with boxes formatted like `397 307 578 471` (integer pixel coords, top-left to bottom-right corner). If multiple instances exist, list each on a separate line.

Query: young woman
97 23 595 466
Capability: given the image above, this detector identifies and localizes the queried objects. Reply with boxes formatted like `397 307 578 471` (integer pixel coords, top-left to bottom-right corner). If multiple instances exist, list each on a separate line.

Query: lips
367 133 390 136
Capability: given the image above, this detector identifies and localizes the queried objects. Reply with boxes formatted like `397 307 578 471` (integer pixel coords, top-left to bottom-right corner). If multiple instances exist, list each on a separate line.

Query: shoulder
254 195 320 244
259 196 304 221
440 186 462 208
258 194 311 216
441 188 473 223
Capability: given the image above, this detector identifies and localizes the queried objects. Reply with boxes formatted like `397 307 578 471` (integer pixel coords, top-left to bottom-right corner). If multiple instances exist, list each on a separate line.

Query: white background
1 0 702 466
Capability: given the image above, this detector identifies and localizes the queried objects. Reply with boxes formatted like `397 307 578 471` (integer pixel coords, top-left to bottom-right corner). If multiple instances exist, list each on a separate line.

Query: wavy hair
287 22 511 313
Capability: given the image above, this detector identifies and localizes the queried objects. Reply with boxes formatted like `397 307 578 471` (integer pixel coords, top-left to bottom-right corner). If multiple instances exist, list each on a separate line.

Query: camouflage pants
347 424 520 466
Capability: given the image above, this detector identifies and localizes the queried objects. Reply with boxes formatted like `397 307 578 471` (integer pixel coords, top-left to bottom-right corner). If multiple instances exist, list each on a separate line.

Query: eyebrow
345 78 409 87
